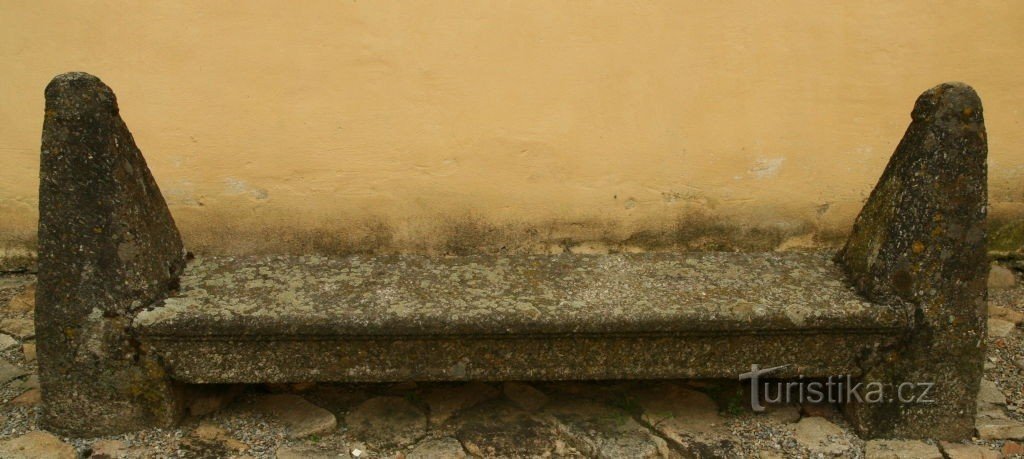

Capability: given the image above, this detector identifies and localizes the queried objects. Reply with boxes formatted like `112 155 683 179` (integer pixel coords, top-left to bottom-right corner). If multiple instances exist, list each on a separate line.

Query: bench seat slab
133 252 911 383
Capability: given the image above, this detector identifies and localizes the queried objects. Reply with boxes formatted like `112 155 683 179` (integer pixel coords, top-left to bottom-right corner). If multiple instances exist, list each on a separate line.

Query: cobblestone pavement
0 265 1022 458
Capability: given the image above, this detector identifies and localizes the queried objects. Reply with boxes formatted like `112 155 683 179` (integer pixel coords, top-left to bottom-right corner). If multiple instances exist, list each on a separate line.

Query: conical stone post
836 82 988 439
36 72 188 435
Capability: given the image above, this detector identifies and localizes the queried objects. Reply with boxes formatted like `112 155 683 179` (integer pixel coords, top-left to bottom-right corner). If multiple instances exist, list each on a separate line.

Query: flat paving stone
940 442 1002 459
865 439 942 459
423 382 499 426
0 334 17 351
633 383 737 456
545 398 670 458
407 437 467 459
0 431 76 459
455 400 570 458
791 417 855 457
0 360 26 385
345 396 426 447
253 394 337 439
976 417 1024 440
0 319 33 339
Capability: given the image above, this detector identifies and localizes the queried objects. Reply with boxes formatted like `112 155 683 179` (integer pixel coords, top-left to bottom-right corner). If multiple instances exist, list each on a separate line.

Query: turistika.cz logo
738 364 935 412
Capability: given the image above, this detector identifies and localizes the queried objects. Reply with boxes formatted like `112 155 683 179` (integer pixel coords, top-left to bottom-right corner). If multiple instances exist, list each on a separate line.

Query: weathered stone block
37 72 187 435
836 82 988 439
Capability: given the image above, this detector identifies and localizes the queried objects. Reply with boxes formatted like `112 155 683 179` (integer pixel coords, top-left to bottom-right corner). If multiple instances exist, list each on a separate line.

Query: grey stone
835 82 988 440
5 284 34 313
136 252 905 337
133 252 909 384
0 277 34 292
503 381 548 412
21 343 35 363
90 439 130 459
791 417 855 457
36 72 187 435
10 388 41 406
253 394 337 439
422 382 498 426
634 383 737 456
977 378 1006 407
544 398 669 458
275 445 341 459
989 264 1016 289
179 422 249 457
989 304 1024 324
989 318 1017 338
0 319 34 339
976 418 1024 440
407 437 467 459
303 385 370 418
0 359 27 384
0 334 17 351
455 401 564 458
865 439 942 459
0 431 77 459
11 374 40 394
344 396 426 447
939 442 1001 459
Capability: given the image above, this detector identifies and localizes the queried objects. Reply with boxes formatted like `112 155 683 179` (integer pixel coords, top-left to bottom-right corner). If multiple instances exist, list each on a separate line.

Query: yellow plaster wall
2 1 1023 256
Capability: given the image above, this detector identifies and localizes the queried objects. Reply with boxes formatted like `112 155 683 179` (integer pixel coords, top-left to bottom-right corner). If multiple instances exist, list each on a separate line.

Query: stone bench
35 73 988 440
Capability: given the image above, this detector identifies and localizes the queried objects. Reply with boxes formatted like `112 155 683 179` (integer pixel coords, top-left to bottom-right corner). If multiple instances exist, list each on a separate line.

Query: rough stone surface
10 388 41 406
455 401 564 458
137 251 907 337
180 421 249 455
634 383 736 456
1003 441 1024 456
253 394 337 439
989 318 1017 338
21 343 35 363
0 431 77 459
133 251 909 384
864 439 943 459
0 359 26 384
978 378 1007 407
5 284 33 312
989 264 1016 289
835 82 988 440
990 303 1024 324
976 418 1024 440
545 398 669 458
36 72 187 435
422 382 498 426
275 445 340 459
407 437 468 459
940 442 1001 459
90 439 130 459
5 266 1023 454
0 334 16 351
503 381 548 412
345 396 426 447
791 417 856 456
143 327 905 384
0 319 33 339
